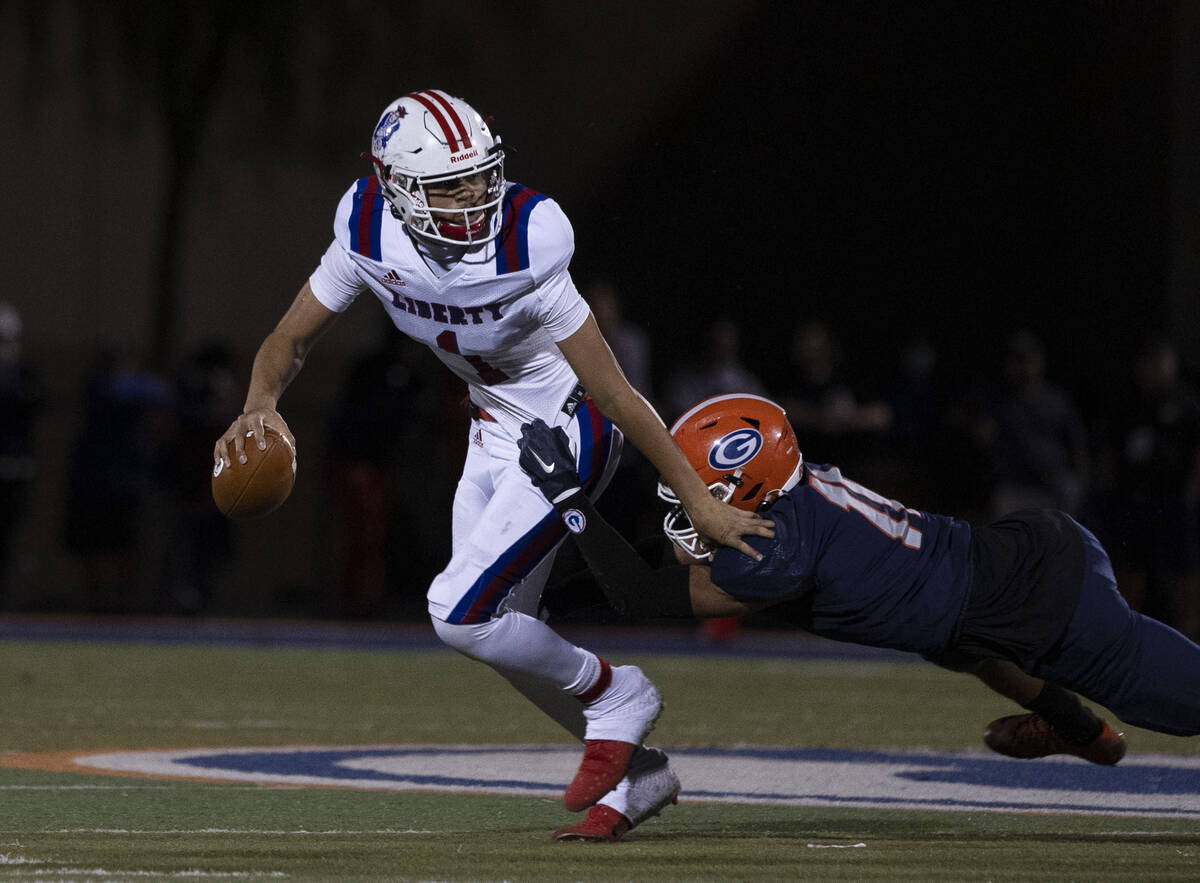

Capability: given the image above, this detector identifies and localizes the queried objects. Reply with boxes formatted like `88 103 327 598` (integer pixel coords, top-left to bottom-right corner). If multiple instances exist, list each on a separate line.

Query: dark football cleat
984 712 1126 765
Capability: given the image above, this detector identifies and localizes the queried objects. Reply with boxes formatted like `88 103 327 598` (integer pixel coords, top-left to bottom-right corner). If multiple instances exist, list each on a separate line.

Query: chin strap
436 217 487 241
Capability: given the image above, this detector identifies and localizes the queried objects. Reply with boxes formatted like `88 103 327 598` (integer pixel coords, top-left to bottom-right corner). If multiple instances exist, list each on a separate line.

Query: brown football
212 428 296 519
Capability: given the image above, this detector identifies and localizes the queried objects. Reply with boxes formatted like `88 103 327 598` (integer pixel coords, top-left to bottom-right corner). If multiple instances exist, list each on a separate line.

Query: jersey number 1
436 330 510 385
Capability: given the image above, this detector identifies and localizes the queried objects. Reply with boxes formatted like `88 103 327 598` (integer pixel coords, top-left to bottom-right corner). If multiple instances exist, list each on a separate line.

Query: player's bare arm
664 539 767 616
685 564 767 618
214 282 339 467
556 315 773 559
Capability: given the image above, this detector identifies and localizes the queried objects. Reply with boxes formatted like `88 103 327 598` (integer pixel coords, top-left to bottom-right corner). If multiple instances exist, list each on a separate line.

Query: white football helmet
366 89 506 246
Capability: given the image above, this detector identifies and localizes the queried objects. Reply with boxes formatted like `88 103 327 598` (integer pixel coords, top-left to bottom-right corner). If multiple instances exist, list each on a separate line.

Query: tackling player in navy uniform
516 394 1200 835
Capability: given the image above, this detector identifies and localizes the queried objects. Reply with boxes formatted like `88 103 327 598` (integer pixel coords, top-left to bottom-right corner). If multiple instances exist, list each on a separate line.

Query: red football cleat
554 804 632 842
566 664 663 811
564 740 636 812
555 751 681 841
984 713 1126 765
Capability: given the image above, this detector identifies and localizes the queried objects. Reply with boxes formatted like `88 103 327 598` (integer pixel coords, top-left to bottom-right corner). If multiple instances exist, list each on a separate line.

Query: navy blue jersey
711 464 973 657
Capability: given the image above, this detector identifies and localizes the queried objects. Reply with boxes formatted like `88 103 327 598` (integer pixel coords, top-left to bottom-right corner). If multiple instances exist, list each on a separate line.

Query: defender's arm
518 419 767 620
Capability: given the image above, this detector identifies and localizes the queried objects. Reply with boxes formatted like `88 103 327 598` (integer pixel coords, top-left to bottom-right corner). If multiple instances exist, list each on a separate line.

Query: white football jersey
309 178 591 437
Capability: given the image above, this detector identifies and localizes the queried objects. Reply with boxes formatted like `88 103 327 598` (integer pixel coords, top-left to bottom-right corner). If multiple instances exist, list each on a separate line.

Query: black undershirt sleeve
550 490 695 620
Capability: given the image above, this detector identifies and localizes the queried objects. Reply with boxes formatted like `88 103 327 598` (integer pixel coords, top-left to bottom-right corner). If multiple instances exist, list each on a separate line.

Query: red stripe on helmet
406 92 460 152
421 90 472 150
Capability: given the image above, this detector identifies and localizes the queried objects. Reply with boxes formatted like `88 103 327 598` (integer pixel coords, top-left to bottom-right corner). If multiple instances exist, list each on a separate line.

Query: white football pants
428 397 625 740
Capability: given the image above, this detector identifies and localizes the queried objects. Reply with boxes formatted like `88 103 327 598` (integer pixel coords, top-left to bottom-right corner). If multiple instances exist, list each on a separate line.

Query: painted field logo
11 745 1199 819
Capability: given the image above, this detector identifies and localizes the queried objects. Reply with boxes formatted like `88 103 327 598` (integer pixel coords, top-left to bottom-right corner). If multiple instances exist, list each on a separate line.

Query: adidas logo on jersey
381 270 407 287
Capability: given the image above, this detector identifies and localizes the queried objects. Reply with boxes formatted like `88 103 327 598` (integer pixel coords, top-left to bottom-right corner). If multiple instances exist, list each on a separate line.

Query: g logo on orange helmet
708 429 762 471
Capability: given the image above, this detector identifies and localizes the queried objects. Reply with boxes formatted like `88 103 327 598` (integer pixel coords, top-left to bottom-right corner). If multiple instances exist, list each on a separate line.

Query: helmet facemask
370 150 506 247
657 475 739 561
657 466 798 561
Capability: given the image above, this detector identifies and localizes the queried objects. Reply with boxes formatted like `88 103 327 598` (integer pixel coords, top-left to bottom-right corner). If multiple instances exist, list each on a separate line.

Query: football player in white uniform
214 89 772 838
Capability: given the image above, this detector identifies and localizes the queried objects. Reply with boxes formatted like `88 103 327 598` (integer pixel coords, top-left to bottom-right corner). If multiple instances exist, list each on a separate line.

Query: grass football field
0 625 1197 881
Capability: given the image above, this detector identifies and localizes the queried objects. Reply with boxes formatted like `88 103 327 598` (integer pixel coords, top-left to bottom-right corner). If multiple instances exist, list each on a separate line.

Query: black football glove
519 419 582 504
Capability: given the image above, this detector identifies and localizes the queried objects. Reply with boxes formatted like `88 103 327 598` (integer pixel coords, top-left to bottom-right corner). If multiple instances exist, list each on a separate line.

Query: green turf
0 639 1196 880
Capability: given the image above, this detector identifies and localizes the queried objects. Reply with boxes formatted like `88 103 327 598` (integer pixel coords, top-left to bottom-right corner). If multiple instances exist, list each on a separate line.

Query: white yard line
0 871 287 878
45 828 447 835
0 786 171 791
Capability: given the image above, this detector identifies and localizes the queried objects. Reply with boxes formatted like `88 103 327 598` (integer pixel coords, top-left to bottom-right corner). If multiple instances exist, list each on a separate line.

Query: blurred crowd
2 288 1198 641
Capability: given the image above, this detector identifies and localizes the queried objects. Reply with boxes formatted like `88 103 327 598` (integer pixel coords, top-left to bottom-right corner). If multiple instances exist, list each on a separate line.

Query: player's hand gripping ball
212 429 296 519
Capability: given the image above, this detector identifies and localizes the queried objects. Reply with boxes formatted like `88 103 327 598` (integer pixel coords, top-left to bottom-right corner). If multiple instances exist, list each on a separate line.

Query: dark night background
588 2 1174 397
0 1 1197 621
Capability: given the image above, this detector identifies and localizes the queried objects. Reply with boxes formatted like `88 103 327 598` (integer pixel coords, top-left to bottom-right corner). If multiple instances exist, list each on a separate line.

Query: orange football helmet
657 393 803 559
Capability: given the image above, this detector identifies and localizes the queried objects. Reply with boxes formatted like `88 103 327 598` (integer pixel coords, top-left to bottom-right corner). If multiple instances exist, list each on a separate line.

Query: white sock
581 665 662 742
433 613 657 751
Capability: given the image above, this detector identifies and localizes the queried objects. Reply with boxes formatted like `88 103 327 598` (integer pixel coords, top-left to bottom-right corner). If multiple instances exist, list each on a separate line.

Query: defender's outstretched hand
518 419 581 504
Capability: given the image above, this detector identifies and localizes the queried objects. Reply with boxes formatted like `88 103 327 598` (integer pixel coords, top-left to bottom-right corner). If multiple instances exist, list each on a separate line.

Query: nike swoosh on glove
519 419 582 504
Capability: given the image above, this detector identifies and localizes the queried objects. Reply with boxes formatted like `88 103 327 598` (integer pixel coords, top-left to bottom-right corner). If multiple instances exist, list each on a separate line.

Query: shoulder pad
333 177 388 260
496 183 573 279
710 501 806 602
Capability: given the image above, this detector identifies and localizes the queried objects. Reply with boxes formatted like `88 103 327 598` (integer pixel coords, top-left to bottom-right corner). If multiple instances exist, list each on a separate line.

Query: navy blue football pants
1031 520 1200 737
